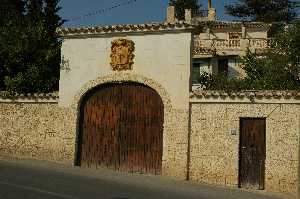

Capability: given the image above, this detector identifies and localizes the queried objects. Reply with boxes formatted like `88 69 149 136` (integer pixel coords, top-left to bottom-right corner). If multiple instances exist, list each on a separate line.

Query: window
192 59 210 84
192 62 201 84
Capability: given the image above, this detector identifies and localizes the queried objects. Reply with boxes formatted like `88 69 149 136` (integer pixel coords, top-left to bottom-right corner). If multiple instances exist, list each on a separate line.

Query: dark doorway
218 59 229 75
239 118 266 190
77 82 164 175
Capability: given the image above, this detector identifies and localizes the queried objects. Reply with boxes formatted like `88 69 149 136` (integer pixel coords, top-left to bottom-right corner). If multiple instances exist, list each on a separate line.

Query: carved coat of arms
110 38 135 71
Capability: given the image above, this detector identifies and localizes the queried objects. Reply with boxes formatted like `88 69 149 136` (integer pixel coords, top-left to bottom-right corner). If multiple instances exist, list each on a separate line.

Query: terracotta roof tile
0 92 59 100
191 90 300 100
57 21 194 36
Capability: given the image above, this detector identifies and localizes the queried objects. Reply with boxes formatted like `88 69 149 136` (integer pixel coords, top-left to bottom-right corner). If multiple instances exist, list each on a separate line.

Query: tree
0 0 26 90
0 0 25 25
225 0 299 23
27 0 43 23
0 0 64 93
169 0 201 20
242 20 300 90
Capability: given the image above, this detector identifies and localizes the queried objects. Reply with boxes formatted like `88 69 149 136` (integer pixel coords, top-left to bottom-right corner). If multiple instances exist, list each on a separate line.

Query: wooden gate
77 82 164 175
239 118 266 190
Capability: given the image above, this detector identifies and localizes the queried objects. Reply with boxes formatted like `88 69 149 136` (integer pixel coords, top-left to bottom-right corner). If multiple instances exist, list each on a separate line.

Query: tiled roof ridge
191 90 300 99
57 21 195 36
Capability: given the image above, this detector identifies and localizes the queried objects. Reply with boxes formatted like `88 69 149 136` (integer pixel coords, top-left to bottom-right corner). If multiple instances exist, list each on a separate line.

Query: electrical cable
65 0 137 22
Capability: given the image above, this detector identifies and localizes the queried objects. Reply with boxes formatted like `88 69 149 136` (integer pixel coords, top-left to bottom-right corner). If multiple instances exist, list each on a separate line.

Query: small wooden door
239 118 266 190
77 83 163 175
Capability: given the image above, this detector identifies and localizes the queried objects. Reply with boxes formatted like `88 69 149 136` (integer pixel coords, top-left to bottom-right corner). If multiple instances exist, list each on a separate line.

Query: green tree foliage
0 0 64 93
198 21 300 91
0 0 25 24
0 0 26 89
242 21 300 90
197 72 246 92
169 0 201 20
225 0 299 23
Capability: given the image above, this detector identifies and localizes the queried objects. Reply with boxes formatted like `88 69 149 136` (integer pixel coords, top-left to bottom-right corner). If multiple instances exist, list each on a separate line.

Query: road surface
0 159 286 199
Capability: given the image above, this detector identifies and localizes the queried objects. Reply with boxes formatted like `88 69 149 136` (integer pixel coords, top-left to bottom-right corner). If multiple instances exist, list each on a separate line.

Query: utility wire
65 0 137 22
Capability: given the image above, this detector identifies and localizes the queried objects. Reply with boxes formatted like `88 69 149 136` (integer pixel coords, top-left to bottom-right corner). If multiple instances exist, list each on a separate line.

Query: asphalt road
0 159 286 199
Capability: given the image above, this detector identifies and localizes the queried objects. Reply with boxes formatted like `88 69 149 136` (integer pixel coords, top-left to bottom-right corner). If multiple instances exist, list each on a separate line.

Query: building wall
193 27 267 79
60 31 192 179
192 56 243 84
60 32 191 109
0 101 76 164
190 101 299 196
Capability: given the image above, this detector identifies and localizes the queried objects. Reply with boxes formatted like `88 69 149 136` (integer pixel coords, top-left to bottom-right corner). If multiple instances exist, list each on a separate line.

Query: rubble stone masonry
190 100 299 197
0 101 76 165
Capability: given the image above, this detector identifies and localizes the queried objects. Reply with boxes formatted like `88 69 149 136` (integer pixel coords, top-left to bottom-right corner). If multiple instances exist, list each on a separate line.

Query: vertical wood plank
79 83 163 175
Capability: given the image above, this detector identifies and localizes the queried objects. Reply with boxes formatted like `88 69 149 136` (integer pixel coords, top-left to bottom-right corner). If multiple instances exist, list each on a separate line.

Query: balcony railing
248 39 272 49
193 38 272 55
213 39 241 49
192 10 209 18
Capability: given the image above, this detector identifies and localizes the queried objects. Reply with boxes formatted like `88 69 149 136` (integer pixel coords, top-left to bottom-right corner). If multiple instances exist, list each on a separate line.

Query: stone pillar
185 9 192 23
167 6 175 23
240 39 250 55
241 24 249 54
208 8 216 21
242 26 246 39
205 28 210 39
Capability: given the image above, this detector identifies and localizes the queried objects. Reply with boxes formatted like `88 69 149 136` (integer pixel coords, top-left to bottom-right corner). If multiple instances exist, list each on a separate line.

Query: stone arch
72 72 172 111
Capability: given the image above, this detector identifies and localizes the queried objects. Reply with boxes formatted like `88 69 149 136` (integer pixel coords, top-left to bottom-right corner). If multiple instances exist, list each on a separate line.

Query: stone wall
0 99 189 180
163 108 189 178
189 91 300 197
0 91 299 198
0 99 76 165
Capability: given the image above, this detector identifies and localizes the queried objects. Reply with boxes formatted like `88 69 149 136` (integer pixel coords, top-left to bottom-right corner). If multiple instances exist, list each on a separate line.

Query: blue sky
59 0 238 27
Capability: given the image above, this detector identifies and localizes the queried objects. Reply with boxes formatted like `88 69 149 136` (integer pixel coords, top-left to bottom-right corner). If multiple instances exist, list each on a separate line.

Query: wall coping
58 21 269 38
58 21 194 37
190 90 300 104
0 92 59 103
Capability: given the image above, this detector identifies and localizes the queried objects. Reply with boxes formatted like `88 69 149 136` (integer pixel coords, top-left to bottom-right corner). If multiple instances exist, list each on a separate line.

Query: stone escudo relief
110 38 135 71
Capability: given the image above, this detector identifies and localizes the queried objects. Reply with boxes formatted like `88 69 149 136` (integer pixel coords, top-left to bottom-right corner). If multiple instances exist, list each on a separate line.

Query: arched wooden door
77 82 164 175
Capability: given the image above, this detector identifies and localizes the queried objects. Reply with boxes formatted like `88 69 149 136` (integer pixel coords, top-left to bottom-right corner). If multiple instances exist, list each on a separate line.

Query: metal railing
192 10 209 18
248 39 271 49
